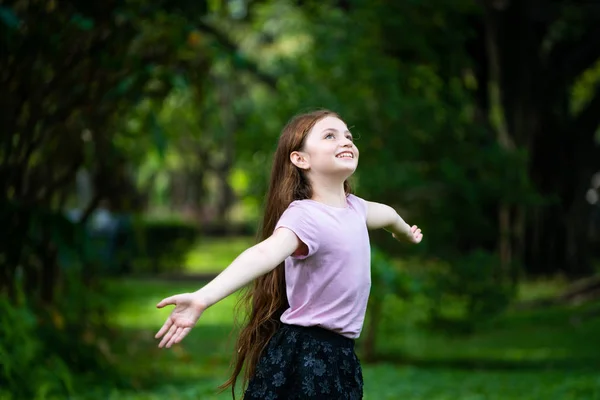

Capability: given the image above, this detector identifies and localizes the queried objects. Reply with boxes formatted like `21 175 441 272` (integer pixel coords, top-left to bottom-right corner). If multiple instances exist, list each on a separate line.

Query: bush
129 219 199 274
362 247 420 360
422 250 515 333
79 215 200 275
0 297 74 399
0 282 126 399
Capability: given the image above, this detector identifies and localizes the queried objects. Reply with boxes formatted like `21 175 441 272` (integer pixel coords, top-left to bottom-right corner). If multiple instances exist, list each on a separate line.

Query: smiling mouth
336 152 354 159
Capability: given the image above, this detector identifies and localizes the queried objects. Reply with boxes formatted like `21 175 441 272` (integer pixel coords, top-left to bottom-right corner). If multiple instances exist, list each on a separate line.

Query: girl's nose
340 137 353 147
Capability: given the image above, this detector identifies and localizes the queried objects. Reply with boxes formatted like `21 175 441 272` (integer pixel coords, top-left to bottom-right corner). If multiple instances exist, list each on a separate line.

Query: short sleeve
275 202 320 259
347 194 368 222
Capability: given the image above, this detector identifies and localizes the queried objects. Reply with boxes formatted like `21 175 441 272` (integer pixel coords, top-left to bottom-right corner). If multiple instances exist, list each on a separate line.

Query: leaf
51 309 65 330
115 75 136 96
171 74 189 90
147 112 167 160
70 14 94 31
0 6 21 29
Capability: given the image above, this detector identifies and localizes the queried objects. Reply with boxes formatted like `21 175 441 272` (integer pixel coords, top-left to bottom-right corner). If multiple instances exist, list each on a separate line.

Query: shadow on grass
368 353 600 372
108 323 600 393
105 324 238 390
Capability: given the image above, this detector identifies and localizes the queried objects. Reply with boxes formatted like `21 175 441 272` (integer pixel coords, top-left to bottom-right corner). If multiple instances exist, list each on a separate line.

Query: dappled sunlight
516 276 571 303
183 236 255 274
501 347 572 362
107 279 240 329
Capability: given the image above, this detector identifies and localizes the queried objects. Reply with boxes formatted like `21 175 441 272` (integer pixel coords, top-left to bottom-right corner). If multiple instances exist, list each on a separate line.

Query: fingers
156 295 177 309
411 225 423 243
155 318 173 339
166 327 183 348
174 327 191 344
158 323 178 348
415 231 423 243
157 324 191 348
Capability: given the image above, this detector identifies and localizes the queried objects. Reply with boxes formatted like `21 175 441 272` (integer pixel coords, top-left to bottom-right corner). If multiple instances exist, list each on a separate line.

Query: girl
155 110 423 399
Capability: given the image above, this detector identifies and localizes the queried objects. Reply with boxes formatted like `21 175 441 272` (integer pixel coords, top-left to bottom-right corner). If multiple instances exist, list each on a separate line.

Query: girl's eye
325 133 335 139
346 135 354 141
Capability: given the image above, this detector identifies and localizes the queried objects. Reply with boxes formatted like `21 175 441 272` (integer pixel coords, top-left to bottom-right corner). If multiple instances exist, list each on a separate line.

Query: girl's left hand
408 225 423 244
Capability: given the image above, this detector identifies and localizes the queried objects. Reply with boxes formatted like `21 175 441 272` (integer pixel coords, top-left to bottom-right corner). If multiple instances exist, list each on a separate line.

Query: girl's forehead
310 116 348 134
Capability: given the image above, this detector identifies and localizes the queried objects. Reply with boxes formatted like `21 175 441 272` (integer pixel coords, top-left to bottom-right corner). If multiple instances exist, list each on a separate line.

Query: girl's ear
290 151 310 170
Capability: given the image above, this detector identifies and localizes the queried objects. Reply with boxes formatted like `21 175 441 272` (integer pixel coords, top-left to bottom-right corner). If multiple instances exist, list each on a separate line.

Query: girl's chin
334 159 358 167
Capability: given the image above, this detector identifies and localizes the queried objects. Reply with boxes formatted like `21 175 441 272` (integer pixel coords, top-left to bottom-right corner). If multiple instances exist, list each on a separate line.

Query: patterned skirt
244 324 363 400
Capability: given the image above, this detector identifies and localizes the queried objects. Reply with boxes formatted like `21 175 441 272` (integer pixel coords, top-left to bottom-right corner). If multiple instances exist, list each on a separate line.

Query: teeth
337 153 353 158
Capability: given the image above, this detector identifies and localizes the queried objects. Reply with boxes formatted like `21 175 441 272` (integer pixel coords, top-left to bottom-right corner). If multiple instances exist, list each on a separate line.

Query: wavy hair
219 110 352 398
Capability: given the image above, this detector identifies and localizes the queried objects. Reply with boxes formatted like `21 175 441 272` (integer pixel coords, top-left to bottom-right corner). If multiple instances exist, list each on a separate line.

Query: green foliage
1 0 219 295
363 247 421 359
0 263 133 399
421 250 515 333
571 58 600 115
0 287 127 399
0 297 74 399
130 219 199 274
366 247 514 353
0 5 20 29
227 0 542 264
370 247 418 303
0 203 127 398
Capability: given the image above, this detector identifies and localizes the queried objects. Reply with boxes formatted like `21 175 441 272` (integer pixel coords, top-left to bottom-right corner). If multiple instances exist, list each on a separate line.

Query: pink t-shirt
274 194 371 339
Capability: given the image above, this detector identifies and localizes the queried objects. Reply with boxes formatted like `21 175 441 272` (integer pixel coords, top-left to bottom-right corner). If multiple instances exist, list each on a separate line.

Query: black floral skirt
244 324 363 400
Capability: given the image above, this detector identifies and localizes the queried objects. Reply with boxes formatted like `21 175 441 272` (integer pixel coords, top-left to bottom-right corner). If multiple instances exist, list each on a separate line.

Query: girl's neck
310 180 348 208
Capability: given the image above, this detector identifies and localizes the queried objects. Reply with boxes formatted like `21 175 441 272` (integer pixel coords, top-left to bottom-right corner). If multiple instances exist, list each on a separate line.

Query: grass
74 236 600 399
515 275 571 303
76 274 600 400
377 298 600 371
183 236 255 274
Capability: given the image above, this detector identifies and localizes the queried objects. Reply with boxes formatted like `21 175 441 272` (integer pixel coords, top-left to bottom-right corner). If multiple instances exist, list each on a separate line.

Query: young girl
154 110 423 399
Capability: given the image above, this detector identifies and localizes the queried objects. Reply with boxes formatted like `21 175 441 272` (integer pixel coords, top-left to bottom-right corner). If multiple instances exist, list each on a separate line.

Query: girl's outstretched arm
366 201 423 244
154 227 300 348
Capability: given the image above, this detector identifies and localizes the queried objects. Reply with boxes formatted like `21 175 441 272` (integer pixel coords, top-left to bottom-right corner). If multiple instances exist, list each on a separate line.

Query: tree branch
547 25 600 84
593 145 600 168
574 83 600 144
38 160 82 204
78 192 102 226
195 21 277 89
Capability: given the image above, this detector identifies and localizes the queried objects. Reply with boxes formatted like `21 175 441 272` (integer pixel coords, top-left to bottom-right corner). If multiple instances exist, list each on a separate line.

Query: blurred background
2 0 600 399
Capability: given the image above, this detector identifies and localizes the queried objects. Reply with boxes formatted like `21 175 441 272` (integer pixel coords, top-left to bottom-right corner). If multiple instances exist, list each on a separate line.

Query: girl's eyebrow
321 128 352 134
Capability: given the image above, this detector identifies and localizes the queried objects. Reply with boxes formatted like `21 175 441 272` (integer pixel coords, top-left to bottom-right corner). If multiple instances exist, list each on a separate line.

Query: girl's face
291 116 359 179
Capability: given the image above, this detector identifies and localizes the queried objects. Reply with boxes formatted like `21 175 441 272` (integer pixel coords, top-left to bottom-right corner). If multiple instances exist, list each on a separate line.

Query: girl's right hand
155 293 206 348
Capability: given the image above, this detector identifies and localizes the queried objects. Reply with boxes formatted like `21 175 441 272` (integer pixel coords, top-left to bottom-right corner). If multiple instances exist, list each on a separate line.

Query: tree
286 0 600 276
475 0 600 276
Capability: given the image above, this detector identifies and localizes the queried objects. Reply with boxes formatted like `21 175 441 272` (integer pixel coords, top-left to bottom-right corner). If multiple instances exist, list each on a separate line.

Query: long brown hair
219 110 352 398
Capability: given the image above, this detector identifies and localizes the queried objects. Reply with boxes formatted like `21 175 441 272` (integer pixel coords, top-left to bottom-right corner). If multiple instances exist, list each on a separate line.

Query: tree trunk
480 0 600 277
481 0 515 280
215 75 237 223
526 116 596 276
362 299 382 362
40 236 59 304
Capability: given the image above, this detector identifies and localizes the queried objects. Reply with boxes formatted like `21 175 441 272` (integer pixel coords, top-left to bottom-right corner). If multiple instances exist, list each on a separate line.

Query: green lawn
77 276 600 400
183 236 256 274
